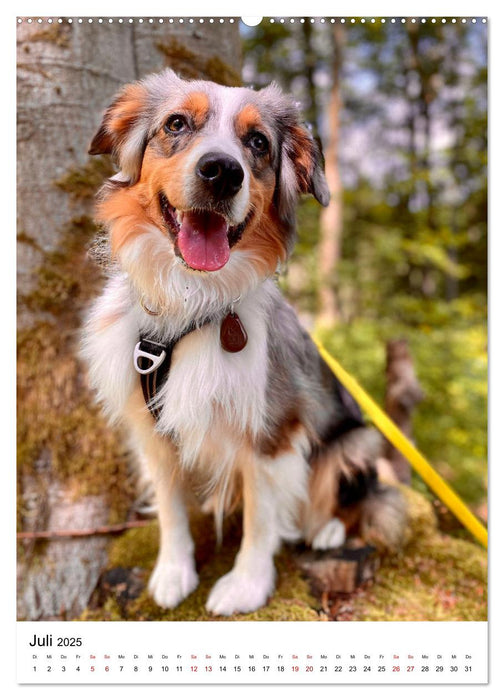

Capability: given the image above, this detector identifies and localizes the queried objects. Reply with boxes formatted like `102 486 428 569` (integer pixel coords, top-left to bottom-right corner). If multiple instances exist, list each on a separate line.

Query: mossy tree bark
17 17 241 620
17 21 138 327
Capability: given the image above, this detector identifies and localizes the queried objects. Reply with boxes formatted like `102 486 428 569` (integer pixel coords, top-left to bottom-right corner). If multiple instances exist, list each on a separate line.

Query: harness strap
133 320 208 421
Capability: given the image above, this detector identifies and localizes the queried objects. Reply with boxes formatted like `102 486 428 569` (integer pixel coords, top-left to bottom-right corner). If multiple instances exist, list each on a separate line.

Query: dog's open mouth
159 193 250 272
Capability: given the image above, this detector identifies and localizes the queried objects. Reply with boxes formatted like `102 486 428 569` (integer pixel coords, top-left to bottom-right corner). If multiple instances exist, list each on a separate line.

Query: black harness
133 311 247 421
133 321 209 421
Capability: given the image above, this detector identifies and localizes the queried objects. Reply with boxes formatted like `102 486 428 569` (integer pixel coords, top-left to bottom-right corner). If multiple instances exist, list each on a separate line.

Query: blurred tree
317 23 344 324
242 18 338 313
335 20 487 323
243 19 487 319
16 17 241 621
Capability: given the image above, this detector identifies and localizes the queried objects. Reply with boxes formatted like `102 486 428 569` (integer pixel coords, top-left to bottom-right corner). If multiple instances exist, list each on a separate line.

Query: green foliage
316 312 487 508
242 23 292 86
254 20 488 519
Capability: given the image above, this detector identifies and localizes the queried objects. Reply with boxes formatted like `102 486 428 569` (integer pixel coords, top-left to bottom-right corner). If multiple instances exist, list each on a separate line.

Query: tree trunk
301 19 318 130
406 24 440 299
384 339 424 484
17 21 138 329
17 17 241 621
317 25 344 325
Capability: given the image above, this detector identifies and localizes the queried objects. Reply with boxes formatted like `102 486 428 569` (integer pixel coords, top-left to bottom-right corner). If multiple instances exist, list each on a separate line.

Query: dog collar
134 311 247 420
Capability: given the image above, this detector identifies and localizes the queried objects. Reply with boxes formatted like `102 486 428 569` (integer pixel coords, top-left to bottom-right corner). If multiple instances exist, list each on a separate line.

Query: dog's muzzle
158 152 251 273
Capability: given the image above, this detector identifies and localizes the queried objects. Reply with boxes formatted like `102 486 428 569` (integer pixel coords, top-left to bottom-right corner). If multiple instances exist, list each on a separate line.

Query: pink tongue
177 211 230 271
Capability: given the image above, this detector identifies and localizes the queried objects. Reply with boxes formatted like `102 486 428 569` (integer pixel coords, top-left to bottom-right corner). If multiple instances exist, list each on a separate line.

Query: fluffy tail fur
337 427 407 551
308 426 407 551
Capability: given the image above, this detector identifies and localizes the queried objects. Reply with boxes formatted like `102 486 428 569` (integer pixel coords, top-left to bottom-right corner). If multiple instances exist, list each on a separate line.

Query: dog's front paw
206 564 275 616
148 557 199 609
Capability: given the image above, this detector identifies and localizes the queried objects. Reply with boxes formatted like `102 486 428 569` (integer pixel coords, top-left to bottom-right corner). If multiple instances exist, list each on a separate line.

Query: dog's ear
285 124 330 207
89 81 149 183
274 119 330 229
260 82 330 214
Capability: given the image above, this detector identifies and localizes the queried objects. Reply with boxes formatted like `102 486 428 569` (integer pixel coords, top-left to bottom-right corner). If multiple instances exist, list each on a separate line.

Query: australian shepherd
81 69 405 616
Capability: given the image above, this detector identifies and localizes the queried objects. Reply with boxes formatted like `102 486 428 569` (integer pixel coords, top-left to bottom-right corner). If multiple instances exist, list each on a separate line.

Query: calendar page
14 3 490 690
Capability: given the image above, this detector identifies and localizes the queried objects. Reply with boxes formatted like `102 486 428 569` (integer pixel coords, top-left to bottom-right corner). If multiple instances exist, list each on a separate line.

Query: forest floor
80 484 487 623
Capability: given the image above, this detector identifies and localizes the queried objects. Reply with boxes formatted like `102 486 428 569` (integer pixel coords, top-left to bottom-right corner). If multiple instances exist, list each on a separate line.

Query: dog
81 69 405 616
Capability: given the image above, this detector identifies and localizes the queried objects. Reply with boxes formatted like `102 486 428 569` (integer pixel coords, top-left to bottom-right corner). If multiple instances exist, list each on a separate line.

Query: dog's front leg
206 451 279 616
146 466 199 609
125 392 199 609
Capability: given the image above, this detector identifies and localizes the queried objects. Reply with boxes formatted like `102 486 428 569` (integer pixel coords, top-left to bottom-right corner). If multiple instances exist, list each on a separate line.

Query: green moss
81 486 486 622
81 596 125 622
55 157 114 202
156 40 241 87
18 150 134 561
17 321 134 525
156 39 197 65
400 484 438 541
17 212 133 526
85 512 318 622
108 521 160 570
22 216 99 315
203 56 241 87
155 40 203 80
351 487 487 621
354 538 486 621
30 266 79 311
17 231 43 251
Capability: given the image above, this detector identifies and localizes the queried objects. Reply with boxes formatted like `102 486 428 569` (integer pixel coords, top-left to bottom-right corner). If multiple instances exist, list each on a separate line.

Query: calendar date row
33 663 474 674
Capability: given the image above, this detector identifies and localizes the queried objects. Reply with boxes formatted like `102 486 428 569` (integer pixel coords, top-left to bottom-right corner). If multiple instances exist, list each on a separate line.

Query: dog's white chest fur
82 274 271 470
155 297 269 467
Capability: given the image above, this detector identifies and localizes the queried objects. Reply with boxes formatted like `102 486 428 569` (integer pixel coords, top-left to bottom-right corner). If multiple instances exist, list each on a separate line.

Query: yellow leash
313 337 488 549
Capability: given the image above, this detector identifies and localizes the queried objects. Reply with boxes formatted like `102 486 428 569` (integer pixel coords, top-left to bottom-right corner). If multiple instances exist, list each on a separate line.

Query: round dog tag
220 312 248 353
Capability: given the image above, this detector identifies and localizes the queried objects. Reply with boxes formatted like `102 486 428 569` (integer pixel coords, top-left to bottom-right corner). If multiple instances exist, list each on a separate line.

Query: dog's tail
356 478 406 551
308 425 407 552
336 426 407 551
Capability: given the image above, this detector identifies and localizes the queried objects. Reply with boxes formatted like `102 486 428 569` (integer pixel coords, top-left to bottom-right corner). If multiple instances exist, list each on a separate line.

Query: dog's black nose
196 152 244 199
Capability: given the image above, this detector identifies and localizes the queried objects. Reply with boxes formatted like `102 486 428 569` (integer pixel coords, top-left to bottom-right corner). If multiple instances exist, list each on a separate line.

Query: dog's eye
247 132 269 155
164 115 188 134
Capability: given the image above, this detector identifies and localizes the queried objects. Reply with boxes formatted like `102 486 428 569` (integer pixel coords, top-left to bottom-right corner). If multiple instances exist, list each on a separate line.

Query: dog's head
90 69 329 283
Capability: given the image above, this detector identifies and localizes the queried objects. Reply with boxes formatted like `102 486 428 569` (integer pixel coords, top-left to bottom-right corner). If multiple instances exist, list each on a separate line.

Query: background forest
243 19 487 510
16 17 487 621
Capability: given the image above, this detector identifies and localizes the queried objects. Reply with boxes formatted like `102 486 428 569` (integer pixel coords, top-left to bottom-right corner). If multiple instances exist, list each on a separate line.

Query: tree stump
296 540 379 596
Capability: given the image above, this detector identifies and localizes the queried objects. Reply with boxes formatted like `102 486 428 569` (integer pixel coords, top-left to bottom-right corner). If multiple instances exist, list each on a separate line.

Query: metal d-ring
230 294 242 315
140 295 162 316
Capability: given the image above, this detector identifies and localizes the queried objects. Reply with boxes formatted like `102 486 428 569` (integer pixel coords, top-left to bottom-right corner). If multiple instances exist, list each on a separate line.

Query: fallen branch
17 519 153 541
